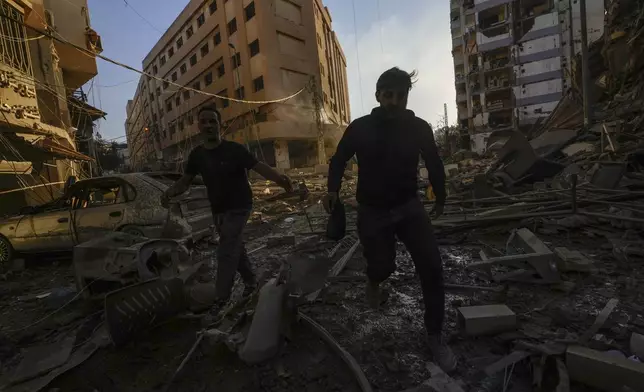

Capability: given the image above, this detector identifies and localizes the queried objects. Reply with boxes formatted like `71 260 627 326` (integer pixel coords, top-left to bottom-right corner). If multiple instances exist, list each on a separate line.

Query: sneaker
365 281 389 309
427 334 458 373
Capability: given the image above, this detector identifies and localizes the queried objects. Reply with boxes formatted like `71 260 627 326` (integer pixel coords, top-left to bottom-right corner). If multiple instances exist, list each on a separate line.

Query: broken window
227 18 237 35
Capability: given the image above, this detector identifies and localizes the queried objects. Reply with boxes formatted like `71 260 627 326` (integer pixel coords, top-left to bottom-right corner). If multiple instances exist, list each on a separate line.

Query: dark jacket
327 108 446 208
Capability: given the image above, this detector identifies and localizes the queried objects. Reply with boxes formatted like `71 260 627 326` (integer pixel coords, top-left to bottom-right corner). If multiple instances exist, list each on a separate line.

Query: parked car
0 172 212 265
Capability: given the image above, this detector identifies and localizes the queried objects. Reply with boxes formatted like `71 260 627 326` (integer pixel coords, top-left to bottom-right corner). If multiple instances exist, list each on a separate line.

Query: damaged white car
0 173 212 264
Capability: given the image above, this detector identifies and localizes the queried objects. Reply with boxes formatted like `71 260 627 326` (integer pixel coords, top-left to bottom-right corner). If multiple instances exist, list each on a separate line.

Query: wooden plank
579 298 619 344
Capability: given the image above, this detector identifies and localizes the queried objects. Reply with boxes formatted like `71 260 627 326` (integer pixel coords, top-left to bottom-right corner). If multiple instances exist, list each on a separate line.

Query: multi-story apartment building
0 0 102 211
125 79 153 170
126 0 350 171
450 0 605 153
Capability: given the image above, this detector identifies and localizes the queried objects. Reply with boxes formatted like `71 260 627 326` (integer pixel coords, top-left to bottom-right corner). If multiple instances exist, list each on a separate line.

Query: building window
209 1 217 14
160 55 166 65
163 80 169 89
193 81 201 91
156 87 161 97
253 76 264 92
153 65 158 74
227 18 237 35
235 86 245 100
187 114 194 125
169 123 176 137
249 39 260 57
205 72 213 86
177 36 183 49
197 13 205 27
190 54 197 66
317 33 322 47
152 113 157 122
201 43 209 57
244 2 255 21
166 101 172 111
175 96 181 106
183 90 190 100
320 63 325 76
171 72 177 82
218 89 229 108
179 119 184 131
216 61 225 77
231 52 241 69
214 28 222 45
168 47 175 58
149 93 155 101
186 25 194 39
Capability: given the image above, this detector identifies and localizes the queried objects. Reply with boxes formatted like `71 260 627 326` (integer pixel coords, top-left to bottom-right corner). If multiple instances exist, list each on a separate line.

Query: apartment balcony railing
451 20 461 30
454 55 464 66
455 74 466 84
456 92 468 102
0 1 33 76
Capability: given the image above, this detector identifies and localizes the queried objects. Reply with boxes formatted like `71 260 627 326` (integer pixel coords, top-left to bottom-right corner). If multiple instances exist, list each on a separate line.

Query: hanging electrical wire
351 0 365 114
122 0 163 34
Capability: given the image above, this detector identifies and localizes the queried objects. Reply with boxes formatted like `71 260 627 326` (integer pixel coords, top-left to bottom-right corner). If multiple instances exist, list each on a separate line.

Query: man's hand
277 174 293 193
323 192 339 214
429 202 444 219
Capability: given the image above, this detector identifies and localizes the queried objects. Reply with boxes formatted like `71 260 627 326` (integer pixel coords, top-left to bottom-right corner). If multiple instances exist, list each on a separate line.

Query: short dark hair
376 67 418 91
198 105 221 122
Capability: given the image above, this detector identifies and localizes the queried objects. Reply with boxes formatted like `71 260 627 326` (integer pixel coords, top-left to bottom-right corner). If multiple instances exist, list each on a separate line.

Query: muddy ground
1 199 644 391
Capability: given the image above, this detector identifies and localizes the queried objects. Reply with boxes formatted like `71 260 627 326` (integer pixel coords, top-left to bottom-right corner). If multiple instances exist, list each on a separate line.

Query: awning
69 96 106 121
0 133 93 162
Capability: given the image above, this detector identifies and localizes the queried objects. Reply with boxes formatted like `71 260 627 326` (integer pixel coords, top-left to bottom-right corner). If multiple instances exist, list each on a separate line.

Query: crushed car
0 172 212 265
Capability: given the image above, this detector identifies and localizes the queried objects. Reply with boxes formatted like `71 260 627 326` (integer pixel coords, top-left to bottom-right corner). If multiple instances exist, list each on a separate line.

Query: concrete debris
483 350 531 377
580 298 620 344
457 305 517 336
630 333 644 359
266 234 297 248
9 334 76 384
554 247 595 272
566 346 644 392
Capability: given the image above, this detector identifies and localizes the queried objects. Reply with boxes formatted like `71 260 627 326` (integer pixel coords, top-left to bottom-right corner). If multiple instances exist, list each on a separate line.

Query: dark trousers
357 198 445 334
213 209 256 300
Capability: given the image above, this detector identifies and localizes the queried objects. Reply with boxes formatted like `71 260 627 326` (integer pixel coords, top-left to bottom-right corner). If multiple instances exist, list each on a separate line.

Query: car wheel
120 226 145 237
0 236 14 267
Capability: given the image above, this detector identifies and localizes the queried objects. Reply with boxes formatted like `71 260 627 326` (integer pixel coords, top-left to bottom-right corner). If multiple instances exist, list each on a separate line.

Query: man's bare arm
161 174 196 206
252 162 293 191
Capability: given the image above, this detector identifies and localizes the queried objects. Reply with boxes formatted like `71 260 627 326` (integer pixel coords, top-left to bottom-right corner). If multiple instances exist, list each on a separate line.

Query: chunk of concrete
422 363 466 392
457 305 517 336
554 247 594 272
314 164 329 174
630 333 644 359
566 346 644 392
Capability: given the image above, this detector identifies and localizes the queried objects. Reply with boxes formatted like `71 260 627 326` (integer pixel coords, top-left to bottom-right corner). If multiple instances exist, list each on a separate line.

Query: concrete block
423 363 466 392
631 333 644 359
457 304 517 336
314 164 329 174
554 247 594 272
566 345 644 392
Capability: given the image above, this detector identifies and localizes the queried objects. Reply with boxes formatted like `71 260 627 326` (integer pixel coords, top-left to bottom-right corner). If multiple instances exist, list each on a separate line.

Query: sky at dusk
86 0 456 141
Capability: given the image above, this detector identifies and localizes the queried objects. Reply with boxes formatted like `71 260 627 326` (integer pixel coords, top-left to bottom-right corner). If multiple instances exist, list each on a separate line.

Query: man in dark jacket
161 105 292 314
323 67 456 372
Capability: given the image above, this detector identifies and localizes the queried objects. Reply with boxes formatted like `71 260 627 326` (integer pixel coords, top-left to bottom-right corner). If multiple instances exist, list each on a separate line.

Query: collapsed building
125 0 351 172
450 0 605 154
0 0 104 215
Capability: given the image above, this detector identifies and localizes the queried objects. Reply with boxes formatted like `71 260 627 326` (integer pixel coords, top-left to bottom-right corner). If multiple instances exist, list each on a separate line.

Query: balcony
486 99 512 112
456 92 468 102
454 54 464 66
451 0 461 11
44 0 99 90
455 74 466 84
452 36 463 49
451 19 461 31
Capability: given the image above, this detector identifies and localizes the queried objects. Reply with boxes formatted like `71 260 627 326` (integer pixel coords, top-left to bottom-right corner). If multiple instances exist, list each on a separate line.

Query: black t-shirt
185 141 258 214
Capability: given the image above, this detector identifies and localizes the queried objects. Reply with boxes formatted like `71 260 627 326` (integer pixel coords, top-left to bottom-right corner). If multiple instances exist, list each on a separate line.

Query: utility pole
309 76 326 165
579 0 592 127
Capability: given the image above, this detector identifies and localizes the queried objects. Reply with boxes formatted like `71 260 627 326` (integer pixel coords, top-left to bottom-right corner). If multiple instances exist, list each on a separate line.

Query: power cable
351 0 365 114
0 12 305 105
123 0 163 34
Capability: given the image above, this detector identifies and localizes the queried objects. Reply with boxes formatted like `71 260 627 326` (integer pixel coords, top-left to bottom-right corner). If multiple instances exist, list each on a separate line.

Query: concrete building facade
449 0 604 154
0 0 102 213
126 0 350 171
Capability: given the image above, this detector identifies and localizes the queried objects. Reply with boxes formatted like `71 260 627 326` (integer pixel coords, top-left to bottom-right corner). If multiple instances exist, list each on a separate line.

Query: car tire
0 236 14 267
120 226 145 237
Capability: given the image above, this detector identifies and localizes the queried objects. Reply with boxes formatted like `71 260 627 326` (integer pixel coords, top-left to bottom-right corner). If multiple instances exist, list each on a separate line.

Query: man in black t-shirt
161 105 292 312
